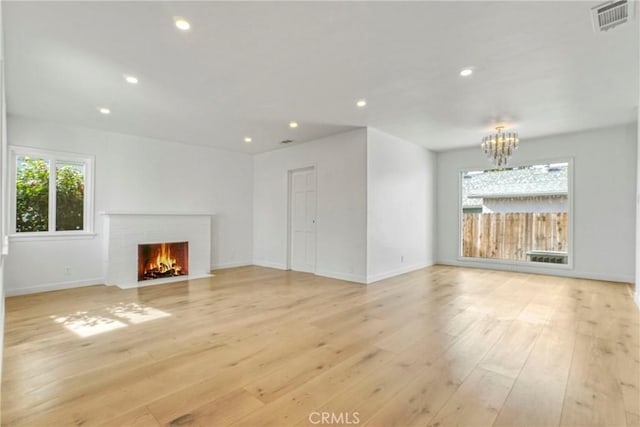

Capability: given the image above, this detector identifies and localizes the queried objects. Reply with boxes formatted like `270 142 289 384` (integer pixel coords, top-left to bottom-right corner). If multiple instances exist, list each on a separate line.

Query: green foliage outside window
16 156 85 233
56 162 85 231
16 157 50 232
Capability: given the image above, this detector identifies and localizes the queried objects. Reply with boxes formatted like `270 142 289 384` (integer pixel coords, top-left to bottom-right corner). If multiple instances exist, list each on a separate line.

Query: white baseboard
635 291 640 310
436 258 634 284
366 261 433 284
5 277 106 296
211 261 252 270
114 273 213 289
314 269 367 284
252 262 366 283
253 260 287 270
113 273 213 289
572 272 635 284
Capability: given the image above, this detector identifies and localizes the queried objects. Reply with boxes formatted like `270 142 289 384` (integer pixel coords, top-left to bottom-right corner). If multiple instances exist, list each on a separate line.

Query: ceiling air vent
591 0 633 32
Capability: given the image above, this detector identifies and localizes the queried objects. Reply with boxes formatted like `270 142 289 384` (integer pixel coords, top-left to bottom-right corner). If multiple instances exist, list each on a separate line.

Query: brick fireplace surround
103 213 212 288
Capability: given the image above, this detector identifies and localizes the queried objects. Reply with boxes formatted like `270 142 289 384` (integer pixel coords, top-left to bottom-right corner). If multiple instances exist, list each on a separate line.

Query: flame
145 243 182 275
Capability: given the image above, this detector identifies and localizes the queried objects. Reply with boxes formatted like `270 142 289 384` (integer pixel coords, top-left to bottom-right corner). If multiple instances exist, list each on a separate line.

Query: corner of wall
635 22 639 309
364 129 437 283
364 127 370 278
365 260 434 284
0 0 6 382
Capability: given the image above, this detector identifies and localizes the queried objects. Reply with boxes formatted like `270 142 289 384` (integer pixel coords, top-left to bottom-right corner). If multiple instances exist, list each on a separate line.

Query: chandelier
481 126 519 167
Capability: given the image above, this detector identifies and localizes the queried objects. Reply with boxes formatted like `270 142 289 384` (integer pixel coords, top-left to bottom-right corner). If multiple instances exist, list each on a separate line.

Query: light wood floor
2 265 639 427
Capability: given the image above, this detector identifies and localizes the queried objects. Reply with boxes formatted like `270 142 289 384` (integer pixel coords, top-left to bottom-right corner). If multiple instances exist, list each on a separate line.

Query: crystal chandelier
481 126 519 167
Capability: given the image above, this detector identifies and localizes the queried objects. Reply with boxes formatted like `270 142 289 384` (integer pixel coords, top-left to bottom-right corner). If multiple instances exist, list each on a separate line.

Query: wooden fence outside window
462 212 568 261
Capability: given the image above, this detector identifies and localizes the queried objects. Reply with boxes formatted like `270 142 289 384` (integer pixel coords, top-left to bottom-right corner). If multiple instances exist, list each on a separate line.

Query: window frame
9 146 95 240
457 157 574 271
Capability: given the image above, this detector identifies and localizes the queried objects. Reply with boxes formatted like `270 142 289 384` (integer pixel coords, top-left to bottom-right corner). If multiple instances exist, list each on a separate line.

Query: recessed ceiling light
175 18 191 31
460 68 474 77
356 99 367 108
98 107 111 115
124 75 138 84
244 137 252 143
289 121 298 129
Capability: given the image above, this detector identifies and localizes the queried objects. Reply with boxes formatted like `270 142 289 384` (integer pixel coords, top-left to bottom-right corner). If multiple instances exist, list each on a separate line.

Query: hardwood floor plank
627 411 640 427
291 358 411 426
363 349 481 426
243 345 350 404
1 265 637 427
478 320 542 379
615 342 640 421
493 325 576 427
159 389 264 427
232 347 397 426
99 406 161 427
426 367 514 427
560 333 628 426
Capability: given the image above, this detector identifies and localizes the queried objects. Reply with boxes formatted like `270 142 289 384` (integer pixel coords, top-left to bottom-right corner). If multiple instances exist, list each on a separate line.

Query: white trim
455 255 573 271
211 261 252 270
286 165 318 273
5 277 105 296
635 291 640 309
366 261 433 284
457 157 574 271
253 260 287 270
113 273 213 289
315 269 367 284
48 158 56 232
101 212 214 217
9 145 95 235
9 232 97 242
437 258 633 284
468 191 568 199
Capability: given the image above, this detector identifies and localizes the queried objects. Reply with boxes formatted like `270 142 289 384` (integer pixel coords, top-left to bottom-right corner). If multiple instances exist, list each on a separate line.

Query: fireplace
138 241 189 281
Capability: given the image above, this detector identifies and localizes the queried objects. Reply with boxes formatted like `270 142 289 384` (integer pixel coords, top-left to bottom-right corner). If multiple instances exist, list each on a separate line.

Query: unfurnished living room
0 1 638 426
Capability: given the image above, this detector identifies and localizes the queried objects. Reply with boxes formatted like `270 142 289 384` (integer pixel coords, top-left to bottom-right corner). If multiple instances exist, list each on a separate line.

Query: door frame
286 165 317 272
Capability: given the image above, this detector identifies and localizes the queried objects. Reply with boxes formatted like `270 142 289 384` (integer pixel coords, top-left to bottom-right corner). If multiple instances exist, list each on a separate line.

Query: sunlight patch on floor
51 303 171 337
52 311 127 337
107 302 171 324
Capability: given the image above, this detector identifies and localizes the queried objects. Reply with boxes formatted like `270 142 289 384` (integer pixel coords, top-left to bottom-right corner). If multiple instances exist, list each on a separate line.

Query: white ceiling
3 1 639 153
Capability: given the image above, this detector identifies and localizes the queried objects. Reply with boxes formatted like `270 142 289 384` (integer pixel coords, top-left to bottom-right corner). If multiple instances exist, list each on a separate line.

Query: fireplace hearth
138 241 189 281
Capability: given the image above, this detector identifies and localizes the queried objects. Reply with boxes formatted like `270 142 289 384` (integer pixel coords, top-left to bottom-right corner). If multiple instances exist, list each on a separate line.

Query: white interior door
289 167 316 273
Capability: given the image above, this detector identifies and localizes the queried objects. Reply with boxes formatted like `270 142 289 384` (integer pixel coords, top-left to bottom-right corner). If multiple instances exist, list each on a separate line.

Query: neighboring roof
462 164 568 207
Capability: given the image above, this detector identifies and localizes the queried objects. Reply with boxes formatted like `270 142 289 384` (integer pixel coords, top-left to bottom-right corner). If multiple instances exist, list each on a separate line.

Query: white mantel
103 212 213 288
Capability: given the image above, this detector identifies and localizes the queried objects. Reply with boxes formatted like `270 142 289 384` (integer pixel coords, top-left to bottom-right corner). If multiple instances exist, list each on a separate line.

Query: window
10 147 94 236
460 161 571 266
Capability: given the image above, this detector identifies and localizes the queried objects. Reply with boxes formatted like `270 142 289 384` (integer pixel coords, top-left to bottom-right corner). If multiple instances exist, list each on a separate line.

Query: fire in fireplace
138 241 189 281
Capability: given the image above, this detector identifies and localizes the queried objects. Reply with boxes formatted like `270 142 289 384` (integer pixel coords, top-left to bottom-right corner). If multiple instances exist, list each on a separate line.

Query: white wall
366 128 435 282
253 129 368 283
438 124 637 283
636 29 640 307
636 23 640 308
637 109 639 306
5 116 253 295
0 0 6 380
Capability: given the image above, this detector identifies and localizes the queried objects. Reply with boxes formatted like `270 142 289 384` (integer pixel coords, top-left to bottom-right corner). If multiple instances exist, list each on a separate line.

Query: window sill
457 256 573 270
9 232 97 242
